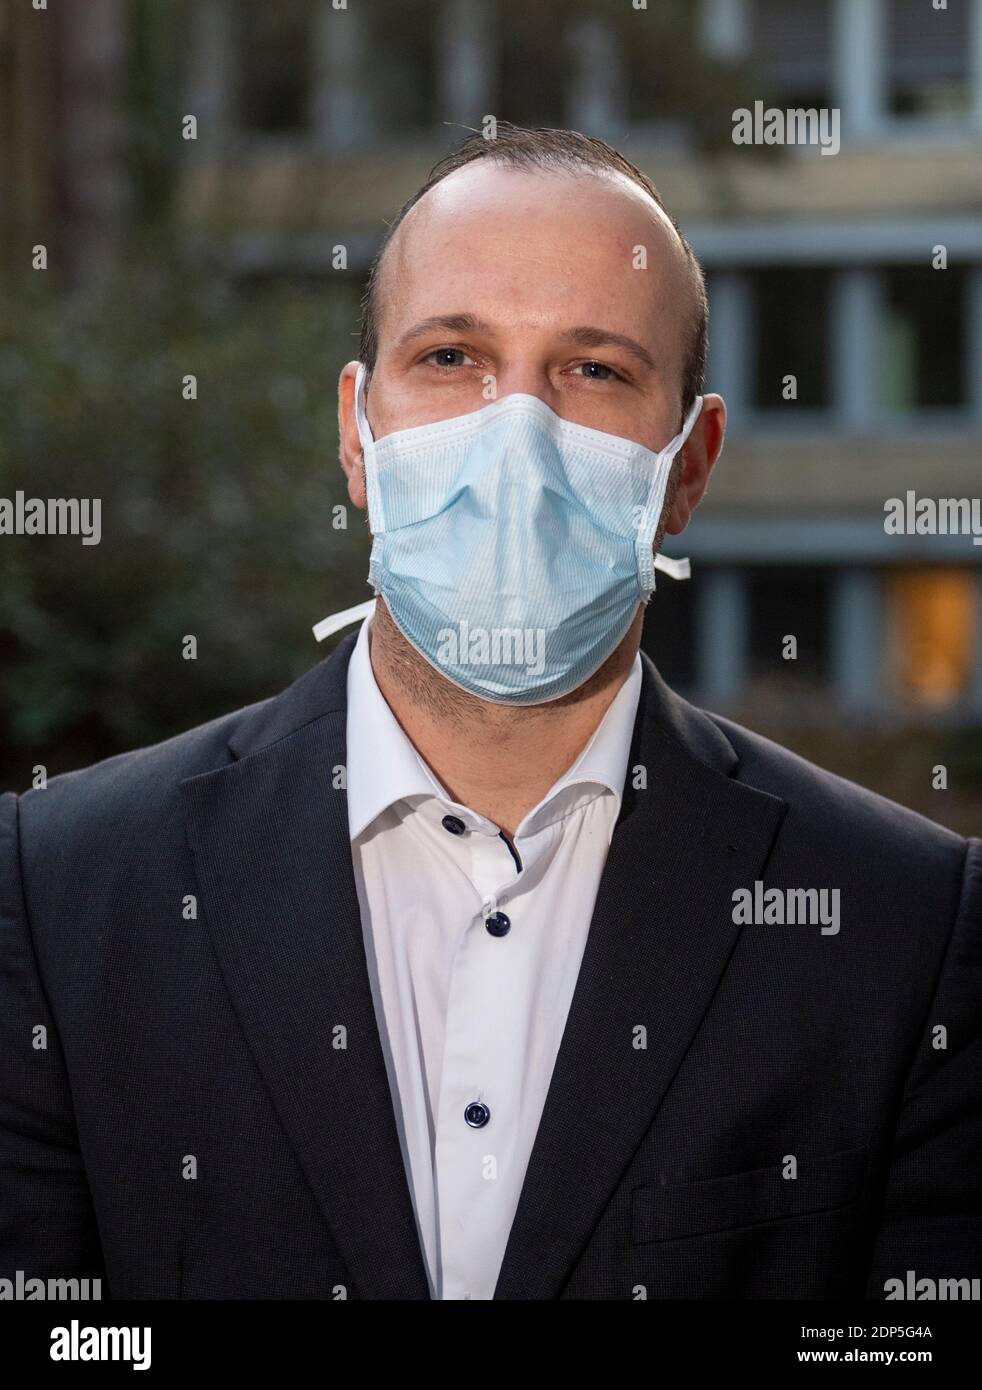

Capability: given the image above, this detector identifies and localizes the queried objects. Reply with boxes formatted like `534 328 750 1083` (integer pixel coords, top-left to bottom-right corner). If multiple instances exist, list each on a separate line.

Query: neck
367 598 642 840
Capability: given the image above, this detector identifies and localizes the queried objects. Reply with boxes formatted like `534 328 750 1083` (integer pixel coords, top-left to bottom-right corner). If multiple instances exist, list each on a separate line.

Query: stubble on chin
369 592 642 727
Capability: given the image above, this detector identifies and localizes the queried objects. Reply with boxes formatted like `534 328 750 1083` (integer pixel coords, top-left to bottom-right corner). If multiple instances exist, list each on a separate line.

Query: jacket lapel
181 631 431 1300
492 654 787 1299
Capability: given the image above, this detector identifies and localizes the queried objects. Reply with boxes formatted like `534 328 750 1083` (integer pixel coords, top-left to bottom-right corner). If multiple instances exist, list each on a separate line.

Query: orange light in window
888 569 975 708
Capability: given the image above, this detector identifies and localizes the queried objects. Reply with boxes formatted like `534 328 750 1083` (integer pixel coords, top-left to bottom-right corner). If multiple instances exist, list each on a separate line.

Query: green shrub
0 244 369 788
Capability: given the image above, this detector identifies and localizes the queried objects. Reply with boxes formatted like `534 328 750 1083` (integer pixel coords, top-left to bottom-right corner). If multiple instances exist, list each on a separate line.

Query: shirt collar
345 608 642 844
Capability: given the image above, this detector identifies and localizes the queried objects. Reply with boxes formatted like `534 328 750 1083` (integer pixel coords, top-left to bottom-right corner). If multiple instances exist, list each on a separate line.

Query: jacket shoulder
10 631 354 884
707 709 967 868
12 693 272 866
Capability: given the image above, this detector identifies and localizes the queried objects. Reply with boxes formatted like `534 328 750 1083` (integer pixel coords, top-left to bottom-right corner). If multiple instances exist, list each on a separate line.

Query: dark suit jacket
1 632 980 1299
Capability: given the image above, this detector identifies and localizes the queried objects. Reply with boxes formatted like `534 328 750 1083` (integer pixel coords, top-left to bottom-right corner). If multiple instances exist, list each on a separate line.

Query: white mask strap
312 598 376 643
668 393 703 457
650 394 702 582
353 362 374 451
654 553 690 580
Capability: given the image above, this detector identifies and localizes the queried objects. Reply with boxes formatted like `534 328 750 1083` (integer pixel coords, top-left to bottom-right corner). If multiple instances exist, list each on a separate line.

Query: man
1 124 979 1301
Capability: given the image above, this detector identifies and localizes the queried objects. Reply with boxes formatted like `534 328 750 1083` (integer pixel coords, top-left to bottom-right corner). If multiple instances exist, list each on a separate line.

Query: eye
572 360 625 382
423 347 476 370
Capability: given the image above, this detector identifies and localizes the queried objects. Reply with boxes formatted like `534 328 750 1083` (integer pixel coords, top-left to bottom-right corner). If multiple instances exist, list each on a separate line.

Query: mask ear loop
648 393 703 586
353 361 374 447
353 362 385 533
310 364 381 642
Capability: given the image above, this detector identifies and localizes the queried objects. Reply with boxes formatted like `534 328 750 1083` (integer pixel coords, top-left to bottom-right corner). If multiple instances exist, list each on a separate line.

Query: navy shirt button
464 1101 490 1128
441 814 467 835
485 911 511 937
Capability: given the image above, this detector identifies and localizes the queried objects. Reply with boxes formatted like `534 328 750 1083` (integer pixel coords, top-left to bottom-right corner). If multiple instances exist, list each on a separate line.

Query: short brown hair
358 122 708 422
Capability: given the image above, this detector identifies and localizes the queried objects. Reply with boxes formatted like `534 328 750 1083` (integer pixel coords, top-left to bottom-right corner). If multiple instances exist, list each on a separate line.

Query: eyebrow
396 315 657 372
396 314 495 347
558 326 656 372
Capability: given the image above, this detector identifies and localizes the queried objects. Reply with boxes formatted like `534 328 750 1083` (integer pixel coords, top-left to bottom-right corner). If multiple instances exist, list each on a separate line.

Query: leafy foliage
0 239 368 788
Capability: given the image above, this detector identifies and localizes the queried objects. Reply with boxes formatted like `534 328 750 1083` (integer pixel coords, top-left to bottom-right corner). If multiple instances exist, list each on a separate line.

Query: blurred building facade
5 0 982 727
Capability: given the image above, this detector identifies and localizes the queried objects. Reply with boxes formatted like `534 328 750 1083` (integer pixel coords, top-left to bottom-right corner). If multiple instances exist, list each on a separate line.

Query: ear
663 393 726 535
338 361 367 511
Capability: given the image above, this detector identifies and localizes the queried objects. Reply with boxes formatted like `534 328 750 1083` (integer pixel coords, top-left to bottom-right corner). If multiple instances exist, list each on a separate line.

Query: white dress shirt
345 607 642 1299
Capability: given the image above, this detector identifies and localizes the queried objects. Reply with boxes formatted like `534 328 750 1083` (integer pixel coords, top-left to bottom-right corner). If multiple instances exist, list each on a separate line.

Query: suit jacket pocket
631 1145 868 1244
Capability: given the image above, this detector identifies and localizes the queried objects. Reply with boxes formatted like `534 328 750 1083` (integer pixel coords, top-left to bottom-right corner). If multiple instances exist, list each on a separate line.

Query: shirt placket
432 817 525 1301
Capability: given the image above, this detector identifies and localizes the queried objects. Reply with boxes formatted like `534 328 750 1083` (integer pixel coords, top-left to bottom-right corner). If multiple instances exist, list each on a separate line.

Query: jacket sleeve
864 835 982 1297
0 791 105 1282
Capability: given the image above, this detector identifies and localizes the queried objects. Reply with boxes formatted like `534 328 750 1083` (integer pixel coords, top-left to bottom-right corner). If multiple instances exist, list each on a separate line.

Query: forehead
376 162 692 351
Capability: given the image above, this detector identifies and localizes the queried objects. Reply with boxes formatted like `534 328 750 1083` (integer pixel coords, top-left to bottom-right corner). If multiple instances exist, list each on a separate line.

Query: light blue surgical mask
314 364 703 705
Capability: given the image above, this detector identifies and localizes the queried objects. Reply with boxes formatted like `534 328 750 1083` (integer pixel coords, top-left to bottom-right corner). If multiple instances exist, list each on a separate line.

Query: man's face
340 161 723 536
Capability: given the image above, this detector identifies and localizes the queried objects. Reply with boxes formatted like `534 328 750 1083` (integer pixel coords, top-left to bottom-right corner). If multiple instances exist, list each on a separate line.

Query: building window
498 0 568 126
749 0 833 109
750 268 832 410
880 266 967 410
623 5 699 128
239 0 313 134
885 568 976 708
364 0 439 134
748 566 831 685
886 0 972 118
